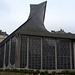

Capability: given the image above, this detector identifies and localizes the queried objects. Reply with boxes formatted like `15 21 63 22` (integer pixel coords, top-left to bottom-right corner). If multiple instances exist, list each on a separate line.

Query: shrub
19 69 24 73
10 69 20 72
27 70 34 74
70 71 75 75
40 71 48 75
4 69 10 72
34 70 40 74
51 71 57 74
0 69 3 72
40 71 45 75
60 70 70 74
44 71 48 75
21 69 28 73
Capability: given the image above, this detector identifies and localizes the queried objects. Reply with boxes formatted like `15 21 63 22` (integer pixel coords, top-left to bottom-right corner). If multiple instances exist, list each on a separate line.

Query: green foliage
48 73 51 75
40 71 48 75
19 69 24 73
61 70 70 74
51 71 57 74
20 69 28 73
70 71 75 75
4 69 10 72
10 69 20 72
44 71 48 75
34 70 40 74
27 69 34 74
40 71 45 75
0 69 3 72
1 69 75 75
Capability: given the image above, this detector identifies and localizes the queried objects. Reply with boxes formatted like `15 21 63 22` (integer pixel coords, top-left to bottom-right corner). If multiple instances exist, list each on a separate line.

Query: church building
0 1 75 71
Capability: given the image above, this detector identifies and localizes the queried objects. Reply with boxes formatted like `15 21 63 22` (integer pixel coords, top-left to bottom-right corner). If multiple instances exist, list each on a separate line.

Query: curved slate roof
16 1 50 36
0 1 75 46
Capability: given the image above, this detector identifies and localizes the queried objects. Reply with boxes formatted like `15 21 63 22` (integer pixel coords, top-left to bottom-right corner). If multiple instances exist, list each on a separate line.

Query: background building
0 1 75 71
0 30 8 42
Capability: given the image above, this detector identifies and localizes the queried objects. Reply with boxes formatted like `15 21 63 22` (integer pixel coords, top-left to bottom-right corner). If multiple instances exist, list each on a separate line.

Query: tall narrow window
71 42 74 69
20 37 27 68
42 39 55 69
0 45 4 68
10 37 16 65
5 41 9 67
29 37 41 69
57 40 70 69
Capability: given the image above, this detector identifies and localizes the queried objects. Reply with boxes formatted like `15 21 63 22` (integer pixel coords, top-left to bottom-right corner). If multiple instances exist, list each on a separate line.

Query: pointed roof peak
30 1 47 6
29 1 47 21
15 1 49 35
39 1 47 5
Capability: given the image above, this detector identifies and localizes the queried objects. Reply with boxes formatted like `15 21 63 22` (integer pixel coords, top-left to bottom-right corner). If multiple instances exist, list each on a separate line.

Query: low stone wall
0 72 71 75
0 72 32 75
0 69 75 75
0 72 40 75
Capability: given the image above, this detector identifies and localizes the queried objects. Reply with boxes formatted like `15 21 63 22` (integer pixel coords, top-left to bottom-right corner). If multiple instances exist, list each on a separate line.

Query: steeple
16 1 50 36
29 1 47 22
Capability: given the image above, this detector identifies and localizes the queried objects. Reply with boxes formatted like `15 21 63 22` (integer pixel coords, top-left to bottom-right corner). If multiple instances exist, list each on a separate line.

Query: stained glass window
57 40 70 69
0 45 4 68
71 41 74 69
29 37 41 69
20 37 27 68
5 41 9 67
42 39 55 69
10 37 16 65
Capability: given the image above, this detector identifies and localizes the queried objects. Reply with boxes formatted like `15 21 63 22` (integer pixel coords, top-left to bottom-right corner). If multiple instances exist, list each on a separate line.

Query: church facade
0 1 75 71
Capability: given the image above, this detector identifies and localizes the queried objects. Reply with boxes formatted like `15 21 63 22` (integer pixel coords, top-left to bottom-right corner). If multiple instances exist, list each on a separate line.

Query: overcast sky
0 0 75 34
